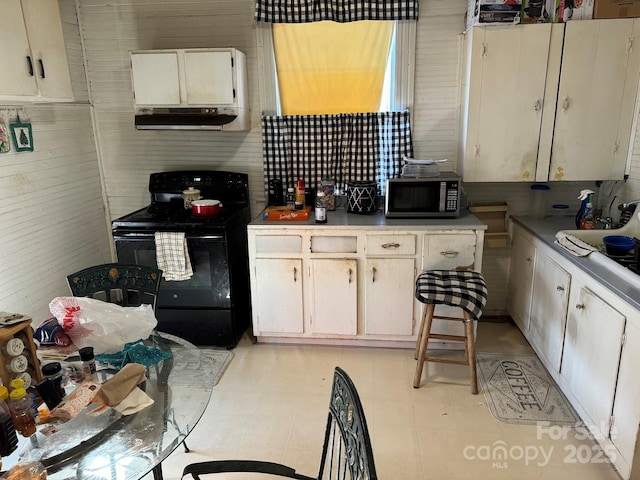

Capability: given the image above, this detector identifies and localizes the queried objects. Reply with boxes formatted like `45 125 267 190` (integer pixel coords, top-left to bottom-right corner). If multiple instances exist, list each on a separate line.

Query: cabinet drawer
423 233 477 270
311 236 357 253
366 234 415 255
255 235 302 253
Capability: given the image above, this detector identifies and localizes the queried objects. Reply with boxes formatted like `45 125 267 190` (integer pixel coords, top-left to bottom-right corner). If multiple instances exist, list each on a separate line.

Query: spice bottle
286 187 296 209
5 355 28 374
295 179 305 204
8 387 36 437
0 387 18 456
315 191 328 224
79 346 97 382
2 338 24 357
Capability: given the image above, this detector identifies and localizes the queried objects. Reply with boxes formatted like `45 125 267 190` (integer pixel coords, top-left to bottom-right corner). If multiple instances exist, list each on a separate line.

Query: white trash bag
49 297 157 354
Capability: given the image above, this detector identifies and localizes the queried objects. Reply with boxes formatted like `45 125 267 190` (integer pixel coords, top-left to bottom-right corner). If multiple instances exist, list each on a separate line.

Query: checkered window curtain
254 0 419 23
262 111 413 193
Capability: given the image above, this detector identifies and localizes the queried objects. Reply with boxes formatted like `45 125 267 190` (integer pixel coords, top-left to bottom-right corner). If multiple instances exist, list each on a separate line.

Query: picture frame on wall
9 120 34 152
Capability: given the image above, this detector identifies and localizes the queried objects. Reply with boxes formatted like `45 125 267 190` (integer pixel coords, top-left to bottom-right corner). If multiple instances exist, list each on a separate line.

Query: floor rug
477 353 580 426
168 349 234 389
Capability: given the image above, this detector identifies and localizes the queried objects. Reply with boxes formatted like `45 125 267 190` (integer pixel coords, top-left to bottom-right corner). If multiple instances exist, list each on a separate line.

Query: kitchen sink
556 211 640 290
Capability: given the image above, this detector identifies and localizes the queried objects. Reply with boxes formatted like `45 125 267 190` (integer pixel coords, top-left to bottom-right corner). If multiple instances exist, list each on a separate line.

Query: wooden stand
0 318 42 387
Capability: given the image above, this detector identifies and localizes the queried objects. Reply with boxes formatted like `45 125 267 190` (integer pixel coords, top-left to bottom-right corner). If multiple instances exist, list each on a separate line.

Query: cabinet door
561 285 625 440
611 320 640 469
20 0 73 100
422 233 477 270
0 0 38 97
462 24 552 182
550 19 640 181
530 255 570 372
253 258 303 334
309 259 357 335
364 258 415 336
184 51 235 105
506 228 536 333
131 52 181 106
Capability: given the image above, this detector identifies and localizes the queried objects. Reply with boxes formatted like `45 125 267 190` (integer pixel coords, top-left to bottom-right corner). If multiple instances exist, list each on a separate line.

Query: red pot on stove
191 199 222 217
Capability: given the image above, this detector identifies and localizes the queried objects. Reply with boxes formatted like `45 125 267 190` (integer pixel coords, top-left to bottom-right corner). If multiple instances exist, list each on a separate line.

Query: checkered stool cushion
415 270 488 320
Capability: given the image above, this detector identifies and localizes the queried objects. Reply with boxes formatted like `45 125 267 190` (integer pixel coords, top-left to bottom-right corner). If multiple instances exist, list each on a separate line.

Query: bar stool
413 269 488 394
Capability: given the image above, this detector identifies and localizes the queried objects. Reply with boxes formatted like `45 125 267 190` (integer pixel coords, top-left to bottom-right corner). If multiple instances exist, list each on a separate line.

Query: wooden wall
0 0 110 322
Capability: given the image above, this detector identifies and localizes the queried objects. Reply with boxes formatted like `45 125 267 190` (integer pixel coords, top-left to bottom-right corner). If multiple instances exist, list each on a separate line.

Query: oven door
112 231 230 309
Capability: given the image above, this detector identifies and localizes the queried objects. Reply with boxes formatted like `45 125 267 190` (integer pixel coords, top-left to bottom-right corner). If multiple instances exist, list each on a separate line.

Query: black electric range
111 171 252 348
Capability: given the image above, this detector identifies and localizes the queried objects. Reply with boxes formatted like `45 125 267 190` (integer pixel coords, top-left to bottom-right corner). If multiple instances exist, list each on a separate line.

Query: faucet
617 200 640 227
619 199 640 209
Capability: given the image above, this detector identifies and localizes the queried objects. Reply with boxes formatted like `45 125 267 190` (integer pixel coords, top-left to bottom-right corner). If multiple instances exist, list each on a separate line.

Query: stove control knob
173 294 178 299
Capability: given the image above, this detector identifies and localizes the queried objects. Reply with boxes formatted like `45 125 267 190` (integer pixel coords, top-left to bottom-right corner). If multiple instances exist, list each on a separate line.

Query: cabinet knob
534 99 542 112
526 257 532 263
26 56 34 77
562 96 570 112
372 267 377 283
382 243 400 249
348 268 352 284
556 285 565 292
575 303 585 310
440 251 459 258
293 267 297 282
38 59 45 79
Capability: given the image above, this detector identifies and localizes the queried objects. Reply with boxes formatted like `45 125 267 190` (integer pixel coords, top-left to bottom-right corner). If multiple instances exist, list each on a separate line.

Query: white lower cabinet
530 255 570 372
561 283 625 442
508 222 640 479
507 229 536 334
247 223 485 345
364 257 415 336
253 258 303 334
309 258 357 335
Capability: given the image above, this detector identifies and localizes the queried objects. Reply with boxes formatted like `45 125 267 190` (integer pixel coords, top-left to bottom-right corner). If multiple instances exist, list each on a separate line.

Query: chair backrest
318 367 377 480
67 263 162 310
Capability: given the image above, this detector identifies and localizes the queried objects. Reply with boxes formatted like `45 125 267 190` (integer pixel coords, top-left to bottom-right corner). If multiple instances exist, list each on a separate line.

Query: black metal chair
181 367 377 480
66 263 191 477
66 263 162 310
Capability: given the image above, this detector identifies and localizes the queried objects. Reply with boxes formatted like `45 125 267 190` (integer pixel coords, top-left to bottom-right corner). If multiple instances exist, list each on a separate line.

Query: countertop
249 207 488 230
512 216 640 311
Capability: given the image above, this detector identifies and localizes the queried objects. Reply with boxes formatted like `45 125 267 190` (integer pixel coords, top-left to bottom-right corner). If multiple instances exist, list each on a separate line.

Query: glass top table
2 332 212 480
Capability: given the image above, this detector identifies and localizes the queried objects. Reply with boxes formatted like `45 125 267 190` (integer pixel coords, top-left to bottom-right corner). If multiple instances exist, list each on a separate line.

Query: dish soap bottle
575 189 595 229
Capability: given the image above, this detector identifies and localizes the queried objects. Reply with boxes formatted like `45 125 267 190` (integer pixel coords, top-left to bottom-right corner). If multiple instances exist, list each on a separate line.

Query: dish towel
154 232 193 280
555 234 599 257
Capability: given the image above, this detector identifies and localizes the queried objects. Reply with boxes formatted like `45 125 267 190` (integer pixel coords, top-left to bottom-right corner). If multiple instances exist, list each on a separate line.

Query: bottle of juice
0 387 18 456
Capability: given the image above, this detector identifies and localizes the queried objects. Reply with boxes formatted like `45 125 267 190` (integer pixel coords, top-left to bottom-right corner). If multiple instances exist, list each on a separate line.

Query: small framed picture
10 121 34 152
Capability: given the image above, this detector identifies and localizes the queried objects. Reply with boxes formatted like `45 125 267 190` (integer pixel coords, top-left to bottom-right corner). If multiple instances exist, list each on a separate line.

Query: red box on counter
263 206 311 221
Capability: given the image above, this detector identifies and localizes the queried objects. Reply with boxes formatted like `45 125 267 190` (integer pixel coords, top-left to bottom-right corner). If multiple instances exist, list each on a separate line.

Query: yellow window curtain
273 20 394 115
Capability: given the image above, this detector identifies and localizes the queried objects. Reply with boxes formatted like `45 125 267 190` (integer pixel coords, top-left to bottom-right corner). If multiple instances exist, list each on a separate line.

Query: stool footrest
429 333 467 342
424 357 469 366
433 315 470 321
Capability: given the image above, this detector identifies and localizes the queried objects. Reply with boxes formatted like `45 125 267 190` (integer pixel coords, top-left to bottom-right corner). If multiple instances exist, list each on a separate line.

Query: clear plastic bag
49 297 157 354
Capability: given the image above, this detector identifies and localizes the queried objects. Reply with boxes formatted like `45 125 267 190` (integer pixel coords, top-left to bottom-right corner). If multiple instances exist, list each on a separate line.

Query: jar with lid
42 362 66 398
79 347 97 382
8 387 35 437
315 191 328 224
5 355 28 374
530 184 550 219
0 386 18 457
2 338 24 357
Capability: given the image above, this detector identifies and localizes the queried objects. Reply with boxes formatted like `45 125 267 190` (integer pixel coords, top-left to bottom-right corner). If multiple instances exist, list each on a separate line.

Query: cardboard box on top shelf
593 0 640 18
553 0 594 21
467 0 522 29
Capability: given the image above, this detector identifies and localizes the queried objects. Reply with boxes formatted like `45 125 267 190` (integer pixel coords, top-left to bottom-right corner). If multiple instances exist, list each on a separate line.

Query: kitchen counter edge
512 216 640 312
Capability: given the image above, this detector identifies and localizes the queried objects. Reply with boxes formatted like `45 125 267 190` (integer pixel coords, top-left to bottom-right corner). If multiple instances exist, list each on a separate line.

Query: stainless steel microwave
385 172 462 218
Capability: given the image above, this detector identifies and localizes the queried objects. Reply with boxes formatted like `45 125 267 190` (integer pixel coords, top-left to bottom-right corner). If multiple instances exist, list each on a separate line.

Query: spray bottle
576 189 595 230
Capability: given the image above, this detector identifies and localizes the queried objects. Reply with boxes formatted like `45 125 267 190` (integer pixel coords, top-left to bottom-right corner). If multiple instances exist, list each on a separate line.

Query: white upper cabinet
550 19 640 181
0 0 73 102
131 49 241 107
460 24 554 182
460 20 640 182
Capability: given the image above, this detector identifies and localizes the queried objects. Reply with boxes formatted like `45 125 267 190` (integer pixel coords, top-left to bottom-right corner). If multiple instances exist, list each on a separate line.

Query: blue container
603 235 634 256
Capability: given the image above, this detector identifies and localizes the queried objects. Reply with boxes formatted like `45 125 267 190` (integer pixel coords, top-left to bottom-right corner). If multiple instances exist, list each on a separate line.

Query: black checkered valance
262 111 413 193
255 0 419 23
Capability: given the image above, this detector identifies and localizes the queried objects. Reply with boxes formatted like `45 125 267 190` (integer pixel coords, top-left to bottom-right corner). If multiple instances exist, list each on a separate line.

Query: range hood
134 106 249 131
130 48 250 132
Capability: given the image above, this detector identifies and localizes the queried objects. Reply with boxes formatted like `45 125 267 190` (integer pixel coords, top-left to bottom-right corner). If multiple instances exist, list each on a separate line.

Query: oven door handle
113 233 224 241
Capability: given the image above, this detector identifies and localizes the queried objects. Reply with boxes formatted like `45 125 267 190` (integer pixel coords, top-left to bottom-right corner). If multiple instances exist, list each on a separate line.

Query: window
258 21 415 116
272 20 395 115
